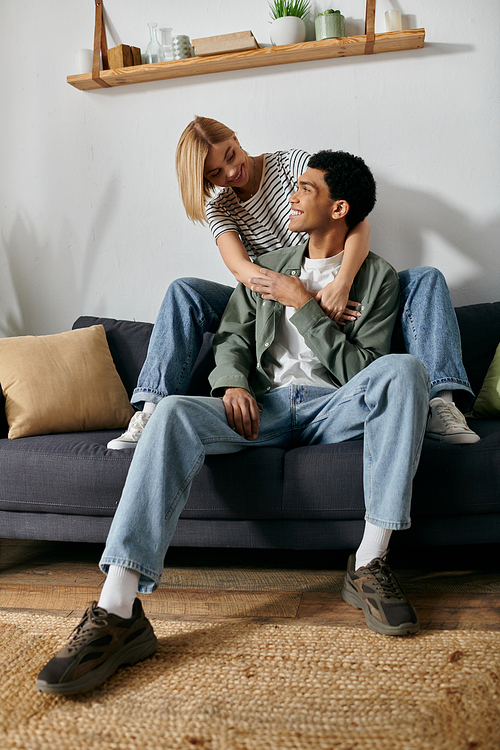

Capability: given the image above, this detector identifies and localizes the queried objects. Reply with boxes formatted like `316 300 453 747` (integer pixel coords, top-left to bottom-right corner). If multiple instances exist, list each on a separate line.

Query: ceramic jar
172 35 193 59
315 10 345 41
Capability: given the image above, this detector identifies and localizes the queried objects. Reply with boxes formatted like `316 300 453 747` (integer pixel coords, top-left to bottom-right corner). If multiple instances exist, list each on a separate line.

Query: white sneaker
426 398 480 444
107 410 152 450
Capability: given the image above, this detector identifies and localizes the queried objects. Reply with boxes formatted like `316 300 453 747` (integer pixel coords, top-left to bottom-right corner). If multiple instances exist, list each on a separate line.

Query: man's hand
314 279 362 324
249 268 312 310
222 387 260 440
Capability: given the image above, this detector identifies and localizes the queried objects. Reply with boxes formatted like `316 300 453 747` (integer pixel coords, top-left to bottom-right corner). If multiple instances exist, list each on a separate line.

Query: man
37 151 430 696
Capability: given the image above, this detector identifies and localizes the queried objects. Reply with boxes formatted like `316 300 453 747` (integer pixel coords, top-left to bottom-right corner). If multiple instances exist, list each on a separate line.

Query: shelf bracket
365 0 376 54
92 0 111 88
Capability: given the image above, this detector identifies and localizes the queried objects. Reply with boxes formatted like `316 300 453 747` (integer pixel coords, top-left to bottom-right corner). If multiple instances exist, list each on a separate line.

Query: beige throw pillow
0 325 134 439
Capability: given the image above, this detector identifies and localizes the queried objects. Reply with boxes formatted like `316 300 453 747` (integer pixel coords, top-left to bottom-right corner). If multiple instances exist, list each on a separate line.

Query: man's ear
331 200 350 221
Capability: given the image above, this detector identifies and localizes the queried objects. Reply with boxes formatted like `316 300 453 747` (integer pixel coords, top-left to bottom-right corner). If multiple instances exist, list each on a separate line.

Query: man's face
288 168 338 235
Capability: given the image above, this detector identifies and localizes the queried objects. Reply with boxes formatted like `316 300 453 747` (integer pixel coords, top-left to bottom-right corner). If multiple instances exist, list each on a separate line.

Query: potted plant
269 0 311 46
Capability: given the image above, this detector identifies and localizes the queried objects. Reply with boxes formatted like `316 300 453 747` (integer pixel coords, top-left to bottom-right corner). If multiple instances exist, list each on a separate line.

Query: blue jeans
397 268 473 405
101 354 430 592
132 268 473 409
132 278 234 406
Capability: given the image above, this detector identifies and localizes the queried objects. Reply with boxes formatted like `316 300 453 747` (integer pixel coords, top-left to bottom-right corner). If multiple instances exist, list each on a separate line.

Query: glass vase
144 22 166 63
159 27 173 61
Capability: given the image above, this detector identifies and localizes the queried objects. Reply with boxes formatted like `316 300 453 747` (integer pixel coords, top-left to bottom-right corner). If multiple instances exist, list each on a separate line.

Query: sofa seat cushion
185 448 286 519
281 421 500 521
0 431 133 516
412 426 500 518
0 431 287 520
282 441 366 520
1 419 498 523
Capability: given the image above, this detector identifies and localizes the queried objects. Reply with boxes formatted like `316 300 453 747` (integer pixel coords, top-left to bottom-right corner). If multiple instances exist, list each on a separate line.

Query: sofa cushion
0 326 134 439
467 343 500 419
412 426 500 517
281 419 500 522
0 431 133 516
73 317 154 397
282 441 365 520
73 315 215 399
456 301 500 396
0 428 287 519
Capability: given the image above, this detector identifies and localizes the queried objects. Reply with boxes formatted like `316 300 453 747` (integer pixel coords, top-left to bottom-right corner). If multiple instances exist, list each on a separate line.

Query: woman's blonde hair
176 116 236 224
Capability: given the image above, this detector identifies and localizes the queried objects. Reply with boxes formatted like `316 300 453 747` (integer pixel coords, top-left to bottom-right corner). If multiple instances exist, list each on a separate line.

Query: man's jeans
131 268 473 409
101 354 430 593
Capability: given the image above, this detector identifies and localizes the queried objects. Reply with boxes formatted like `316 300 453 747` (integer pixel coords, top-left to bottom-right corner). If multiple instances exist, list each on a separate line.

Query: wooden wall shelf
67 29 425 92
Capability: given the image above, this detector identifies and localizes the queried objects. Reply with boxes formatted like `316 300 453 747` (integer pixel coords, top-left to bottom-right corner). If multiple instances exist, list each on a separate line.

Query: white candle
75 49 94 74
385 9 402 31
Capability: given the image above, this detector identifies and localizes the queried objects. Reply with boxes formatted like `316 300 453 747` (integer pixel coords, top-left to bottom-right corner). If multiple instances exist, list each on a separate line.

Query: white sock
98 565 140 619
434 390 453 404
143 401 157 415
355 522 393 570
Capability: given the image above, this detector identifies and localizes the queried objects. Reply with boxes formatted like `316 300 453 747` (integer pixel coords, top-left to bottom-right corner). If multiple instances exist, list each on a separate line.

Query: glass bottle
144 22 166 63
159 27 173 61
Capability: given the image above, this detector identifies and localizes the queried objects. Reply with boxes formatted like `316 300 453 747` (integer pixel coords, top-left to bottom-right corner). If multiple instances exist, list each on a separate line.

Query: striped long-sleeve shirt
206 149 311 261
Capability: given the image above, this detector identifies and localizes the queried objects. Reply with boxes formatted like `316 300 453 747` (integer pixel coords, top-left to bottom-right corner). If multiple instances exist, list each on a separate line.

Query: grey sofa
0 302 499 550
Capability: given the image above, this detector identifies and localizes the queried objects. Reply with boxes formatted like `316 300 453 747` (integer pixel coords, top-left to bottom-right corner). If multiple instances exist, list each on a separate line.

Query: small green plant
268 0 312 21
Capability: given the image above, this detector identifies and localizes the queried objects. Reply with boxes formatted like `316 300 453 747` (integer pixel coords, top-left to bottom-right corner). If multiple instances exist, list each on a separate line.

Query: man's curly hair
307 150 376 229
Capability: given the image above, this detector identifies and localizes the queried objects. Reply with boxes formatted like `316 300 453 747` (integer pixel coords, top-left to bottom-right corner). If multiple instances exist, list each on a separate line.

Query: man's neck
306 227 348 260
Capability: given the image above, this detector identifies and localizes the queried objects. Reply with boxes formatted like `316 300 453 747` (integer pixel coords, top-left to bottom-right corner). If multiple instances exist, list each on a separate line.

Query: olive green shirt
209 242 400 405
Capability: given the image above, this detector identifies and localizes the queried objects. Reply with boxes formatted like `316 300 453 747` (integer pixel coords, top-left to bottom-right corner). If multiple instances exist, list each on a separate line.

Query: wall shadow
373 176 499 305
0 175 120 337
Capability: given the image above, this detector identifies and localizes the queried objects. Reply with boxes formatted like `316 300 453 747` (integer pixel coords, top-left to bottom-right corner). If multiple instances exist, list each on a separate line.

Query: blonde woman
107 116 477 450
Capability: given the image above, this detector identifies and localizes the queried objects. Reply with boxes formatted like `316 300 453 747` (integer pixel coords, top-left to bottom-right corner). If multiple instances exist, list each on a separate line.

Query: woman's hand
315 279 362 325
222 387 260 440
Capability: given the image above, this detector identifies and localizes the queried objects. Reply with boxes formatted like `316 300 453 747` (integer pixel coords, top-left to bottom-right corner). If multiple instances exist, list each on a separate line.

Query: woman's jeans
102 354 430 592
131 267 473 409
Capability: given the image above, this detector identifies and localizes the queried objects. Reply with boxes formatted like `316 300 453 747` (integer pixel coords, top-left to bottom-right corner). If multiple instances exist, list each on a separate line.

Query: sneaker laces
65 602 109 653
430 400 467 429
127 411 152 440
365 558 404 599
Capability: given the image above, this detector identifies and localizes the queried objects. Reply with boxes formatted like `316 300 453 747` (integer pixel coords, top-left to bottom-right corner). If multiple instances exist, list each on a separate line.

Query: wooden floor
0 539 499 631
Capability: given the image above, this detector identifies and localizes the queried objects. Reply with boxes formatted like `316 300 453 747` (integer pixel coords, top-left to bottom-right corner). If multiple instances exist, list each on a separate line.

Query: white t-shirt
267 252 344 389
206 149 311 261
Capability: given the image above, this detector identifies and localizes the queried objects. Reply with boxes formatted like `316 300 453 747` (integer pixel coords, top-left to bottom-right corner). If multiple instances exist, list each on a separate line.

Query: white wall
1 0 499 336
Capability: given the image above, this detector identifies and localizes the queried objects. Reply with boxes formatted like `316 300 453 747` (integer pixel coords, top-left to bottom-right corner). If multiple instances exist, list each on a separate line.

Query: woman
107 116 477 449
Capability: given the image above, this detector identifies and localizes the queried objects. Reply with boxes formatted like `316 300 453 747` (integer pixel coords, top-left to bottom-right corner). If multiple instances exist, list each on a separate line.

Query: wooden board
67 29 425 91
192 30 259 57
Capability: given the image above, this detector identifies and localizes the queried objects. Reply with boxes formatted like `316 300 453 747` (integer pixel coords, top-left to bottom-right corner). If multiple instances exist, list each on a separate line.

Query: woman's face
203 136 251 190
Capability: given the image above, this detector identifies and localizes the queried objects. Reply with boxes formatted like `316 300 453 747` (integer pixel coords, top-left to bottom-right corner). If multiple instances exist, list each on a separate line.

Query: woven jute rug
1 611 499 750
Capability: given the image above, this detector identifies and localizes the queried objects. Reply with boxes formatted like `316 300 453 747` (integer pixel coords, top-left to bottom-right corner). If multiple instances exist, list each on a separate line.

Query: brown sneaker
36 598 158 695
342 553 419 636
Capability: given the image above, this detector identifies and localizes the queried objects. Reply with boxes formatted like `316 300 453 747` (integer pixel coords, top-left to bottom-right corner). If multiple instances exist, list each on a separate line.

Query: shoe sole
35 632 158 695
425 432 480 444
342 583 420 637
106 440 138 450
